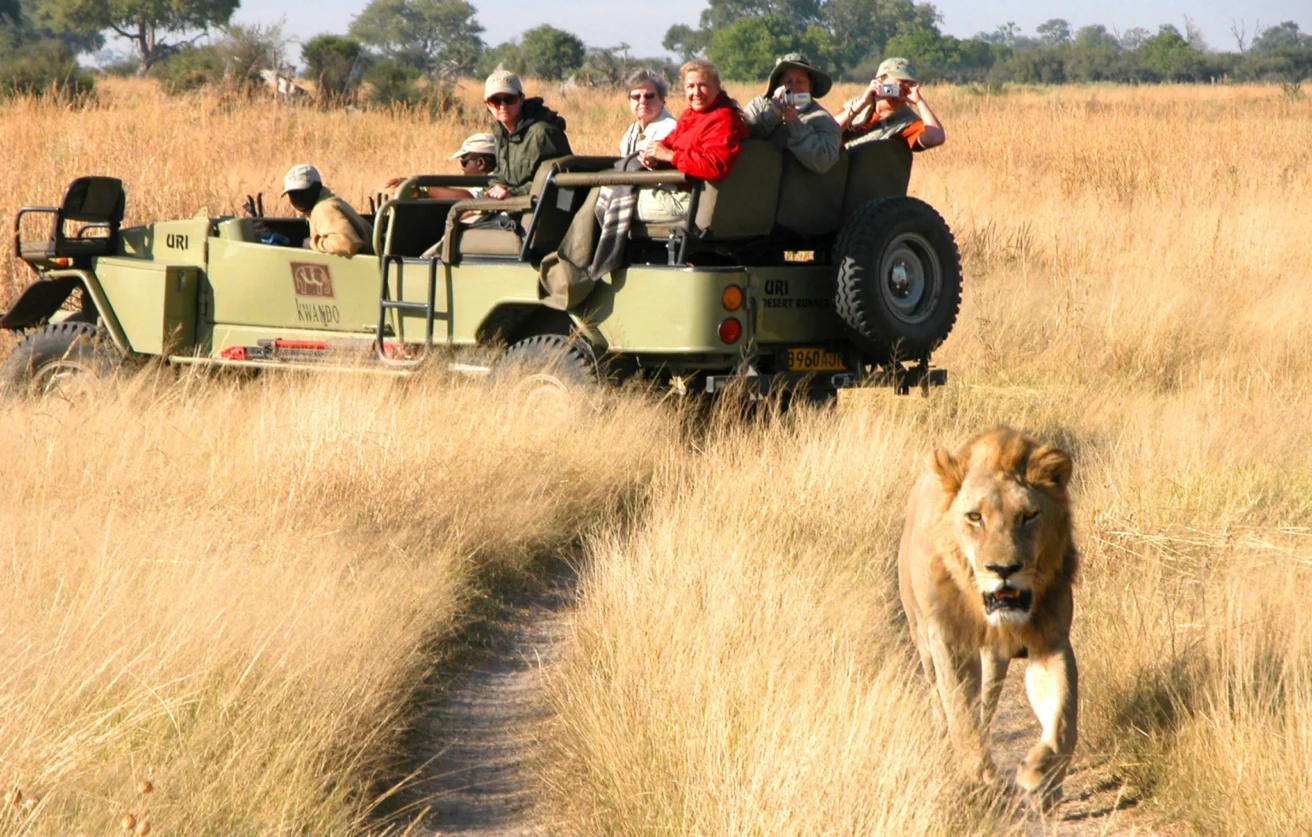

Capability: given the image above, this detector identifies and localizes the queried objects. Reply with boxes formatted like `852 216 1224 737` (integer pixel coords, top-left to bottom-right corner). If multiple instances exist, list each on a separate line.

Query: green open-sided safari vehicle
1 138 960 400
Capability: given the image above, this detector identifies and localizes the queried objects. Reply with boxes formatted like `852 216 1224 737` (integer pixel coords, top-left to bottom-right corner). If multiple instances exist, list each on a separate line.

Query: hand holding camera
770 85 807 123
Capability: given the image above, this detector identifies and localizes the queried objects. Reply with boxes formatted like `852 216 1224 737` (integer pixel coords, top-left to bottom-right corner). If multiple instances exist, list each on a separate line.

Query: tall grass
1 79 1310 834
0 369 675 834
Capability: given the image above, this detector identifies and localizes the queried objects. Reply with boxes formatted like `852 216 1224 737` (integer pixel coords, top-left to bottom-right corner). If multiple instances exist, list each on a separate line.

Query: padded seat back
62 177 125 224
774 151 849 236
842 139 914 215
524 155 619 257
692 140 782 239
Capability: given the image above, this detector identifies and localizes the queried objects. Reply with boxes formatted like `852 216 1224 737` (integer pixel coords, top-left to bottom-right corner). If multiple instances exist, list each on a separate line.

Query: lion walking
897 426 1079 808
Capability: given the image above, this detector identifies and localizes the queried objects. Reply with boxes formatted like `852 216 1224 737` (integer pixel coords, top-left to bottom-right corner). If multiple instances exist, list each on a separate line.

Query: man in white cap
836 57 946 151
282 164 374 256
383 133 497 200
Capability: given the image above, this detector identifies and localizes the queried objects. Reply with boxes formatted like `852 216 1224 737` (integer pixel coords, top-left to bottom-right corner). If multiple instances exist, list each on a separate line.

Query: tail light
718 317 742 344
721 284 744 311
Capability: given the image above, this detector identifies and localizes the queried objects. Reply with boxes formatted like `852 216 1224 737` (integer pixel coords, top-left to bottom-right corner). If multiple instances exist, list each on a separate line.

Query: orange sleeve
901 120 927 149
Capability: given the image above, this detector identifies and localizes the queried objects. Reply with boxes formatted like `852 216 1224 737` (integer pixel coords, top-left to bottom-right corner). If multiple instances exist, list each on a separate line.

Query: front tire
834 197 962 364
0 321 121 398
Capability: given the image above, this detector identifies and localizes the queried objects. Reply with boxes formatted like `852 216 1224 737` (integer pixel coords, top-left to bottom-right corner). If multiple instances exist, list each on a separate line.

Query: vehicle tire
834 196 962 364
491 333 601 417
0 321 121 398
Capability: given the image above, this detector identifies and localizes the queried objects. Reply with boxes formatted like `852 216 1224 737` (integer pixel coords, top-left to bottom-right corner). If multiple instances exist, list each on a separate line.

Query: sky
223 0 1307 64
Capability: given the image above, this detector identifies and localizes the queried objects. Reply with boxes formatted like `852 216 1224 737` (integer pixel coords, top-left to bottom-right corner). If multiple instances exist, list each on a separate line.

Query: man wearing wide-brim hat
836 57 946 151
741 53 842 174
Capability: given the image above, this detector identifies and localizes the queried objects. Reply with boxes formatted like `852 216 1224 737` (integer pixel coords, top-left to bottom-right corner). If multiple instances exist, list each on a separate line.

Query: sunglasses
629 92 658 101
486 95 520 106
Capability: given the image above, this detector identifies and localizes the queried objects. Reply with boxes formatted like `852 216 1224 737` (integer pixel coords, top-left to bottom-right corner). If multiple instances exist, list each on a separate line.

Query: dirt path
389 563 576 837
991 664 1145 836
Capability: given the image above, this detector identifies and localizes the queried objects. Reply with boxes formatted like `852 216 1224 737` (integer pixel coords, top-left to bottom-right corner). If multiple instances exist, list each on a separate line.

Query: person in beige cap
281 164 374 256
383 133 497 200
836 57 945 150
481 68 571 199
741 53 841 174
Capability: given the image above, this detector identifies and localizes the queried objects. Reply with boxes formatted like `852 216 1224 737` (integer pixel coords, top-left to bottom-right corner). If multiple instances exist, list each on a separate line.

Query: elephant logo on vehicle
291 262 335 298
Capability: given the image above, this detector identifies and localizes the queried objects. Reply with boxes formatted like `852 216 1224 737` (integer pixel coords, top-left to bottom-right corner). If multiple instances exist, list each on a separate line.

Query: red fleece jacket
658 93 750 182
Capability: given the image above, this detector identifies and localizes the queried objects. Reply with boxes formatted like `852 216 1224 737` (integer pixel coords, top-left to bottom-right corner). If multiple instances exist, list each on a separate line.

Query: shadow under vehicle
1 138 960 399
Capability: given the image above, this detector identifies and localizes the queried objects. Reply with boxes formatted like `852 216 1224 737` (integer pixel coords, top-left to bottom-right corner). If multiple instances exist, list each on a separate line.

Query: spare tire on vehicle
833 196 962 365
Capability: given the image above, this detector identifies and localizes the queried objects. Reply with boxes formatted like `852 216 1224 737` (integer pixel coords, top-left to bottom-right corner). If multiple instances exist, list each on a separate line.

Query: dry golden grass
1 78 1311 835
0 368 676 834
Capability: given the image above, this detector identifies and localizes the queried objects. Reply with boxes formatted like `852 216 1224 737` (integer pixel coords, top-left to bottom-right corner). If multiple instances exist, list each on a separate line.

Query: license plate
786 347 847 372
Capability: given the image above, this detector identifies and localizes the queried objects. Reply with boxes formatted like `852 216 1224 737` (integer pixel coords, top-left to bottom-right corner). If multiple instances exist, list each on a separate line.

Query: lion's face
934 429 1074 628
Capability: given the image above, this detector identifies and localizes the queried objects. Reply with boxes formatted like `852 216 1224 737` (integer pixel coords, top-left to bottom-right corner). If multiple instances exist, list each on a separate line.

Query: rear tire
834 197 962 364
0 321 121 397
491 333 601 417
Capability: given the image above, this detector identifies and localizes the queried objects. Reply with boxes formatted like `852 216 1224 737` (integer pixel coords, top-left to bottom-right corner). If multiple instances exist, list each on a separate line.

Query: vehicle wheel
834 196 962 364
492 333 601 417
0 321 120 398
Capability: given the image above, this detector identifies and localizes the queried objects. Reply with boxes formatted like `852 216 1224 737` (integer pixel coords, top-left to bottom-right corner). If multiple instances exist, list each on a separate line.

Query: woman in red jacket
637 59 749 222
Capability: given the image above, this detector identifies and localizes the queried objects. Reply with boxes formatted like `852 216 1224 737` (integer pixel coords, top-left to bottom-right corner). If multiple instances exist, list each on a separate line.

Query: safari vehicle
1 138 960 399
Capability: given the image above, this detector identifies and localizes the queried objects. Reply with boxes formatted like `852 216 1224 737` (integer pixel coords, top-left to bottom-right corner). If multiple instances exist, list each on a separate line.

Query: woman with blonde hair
638 59 749 221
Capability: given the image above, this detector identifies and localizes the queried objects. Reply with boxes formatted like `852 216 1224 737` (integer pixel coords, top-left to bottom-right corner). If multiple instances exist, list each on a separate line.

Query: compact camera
780 91 811 108
874 82 904 98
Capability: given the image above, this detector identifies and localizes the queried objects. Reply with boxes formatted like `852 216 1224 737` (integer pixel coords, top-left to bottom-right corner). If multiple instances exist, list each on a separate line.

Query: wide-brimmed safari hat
281 163 322 194
483 69 524 100
876 57 918 82
448 133 496 160
766 53 832 99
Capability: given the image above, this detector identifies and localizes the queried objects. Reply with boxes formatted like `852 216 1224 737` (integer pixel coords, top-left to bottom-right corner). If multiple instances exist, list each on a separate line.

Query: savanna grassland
1 77 1311 835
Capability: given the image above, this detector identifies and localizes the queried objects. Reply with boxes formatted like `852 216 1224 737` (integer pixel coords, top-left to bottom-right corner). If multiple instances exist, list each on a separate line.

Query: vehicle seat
455 156 619 260
629 140 783 242
774 150 850 236
216 217 310 245
842 139 914 215
18 176 126 261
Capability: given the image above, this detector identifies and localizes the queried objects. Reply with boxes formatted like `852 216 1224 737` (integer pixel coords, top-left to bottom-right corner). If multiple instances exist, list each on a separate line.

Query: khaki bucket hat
766 53 832 99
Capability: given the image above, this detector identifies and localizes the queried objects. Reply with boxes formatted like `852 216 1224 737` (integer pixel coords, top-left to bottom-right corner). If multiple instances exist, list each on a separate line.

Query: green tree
1119 27 1149 50
301 33 363 101
41 0 239 74
1252 21 1307 52
1035 18 1071 47
348 0 483 75
824 0 939 73
519 24 584 80
1073 24 1120 51
697 0 822 31
474 40 522 76
1138 24 1205 81
706 13 830 80
663 23 710 61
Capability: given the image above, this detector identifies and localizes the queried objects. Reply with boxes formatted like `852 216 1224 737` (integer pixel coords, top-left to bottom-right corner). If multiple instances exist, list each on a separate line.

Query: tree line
0 0 1307 102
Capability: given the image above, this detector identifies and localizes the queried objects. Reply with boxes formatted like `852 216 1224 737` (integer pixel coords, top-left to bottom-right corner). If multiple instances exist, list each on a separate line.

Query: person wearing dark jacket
482 69 572 199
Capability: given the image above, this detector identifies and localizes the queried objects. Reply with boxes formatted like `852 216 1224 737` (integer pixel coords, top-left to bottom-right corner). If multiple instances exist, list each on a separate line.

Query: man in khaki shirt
281 164 373 256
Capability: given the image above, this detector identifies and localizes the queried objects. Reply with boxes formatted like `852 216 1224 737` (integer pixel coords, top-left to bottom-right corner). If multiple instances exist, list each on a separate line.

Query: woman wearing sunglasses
482 69 572 200
618 69 677 157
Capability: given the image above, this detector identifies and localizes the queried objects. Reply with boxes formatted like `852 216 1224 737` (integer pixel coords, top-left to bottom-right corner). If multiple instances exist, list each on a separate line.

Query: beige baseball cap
448 133 496 160
876 57 918 82
483 69 523 100
281 163 322 194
